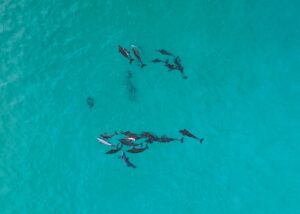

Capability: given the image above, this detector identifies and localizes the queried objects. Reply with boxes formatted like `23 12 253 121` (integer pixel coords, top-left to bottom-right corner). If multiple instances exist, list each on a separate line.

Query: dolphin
151 58 163 63
131 45 146 68
179 129 204 143
121 131 142 140
127 144 149 153
165 62 177 71
174 56 187 79
100 133 117 139
140 132 159 143
105 144 123 154
120 152 136 168
157 49 174 56
126 70 137 102
174 56 184 72
96 137 113 146
157 136 179 143
119 138 140 147
118 45 134 64
87 97 94 108
127 70 133 79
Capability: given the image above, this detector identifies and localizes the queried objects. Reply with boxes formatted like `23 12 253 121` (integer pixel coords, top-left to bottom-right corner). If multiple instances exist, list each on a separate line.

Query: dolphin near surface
97 137 113 146
131 45 147 68
157 49 174 56
157 136 179 143
119 138 140 147
120 152 136 168
100 132 117 140
179 129 204 143
118 45 134 64
127 144 149 153
121 131 142 140
105 144 123 154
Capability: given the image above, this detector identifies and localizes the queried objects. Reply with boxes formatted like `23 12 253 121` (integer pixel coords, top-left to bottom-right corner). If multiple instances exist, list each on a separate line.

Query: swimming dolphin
120 151 136 168
126 70 137 102
105 144 123 154
164 60 177 71
121 131 142 140
131 45 146 68
174 56 187 79
174 56 184 72
157 49 174 56
157 136 179 143
179 129 204 143
87 97 94 108
180 137 184 143
100 133 117 139
96 137 113 146
151 58 163 63
127 144 149 153
118 45 134 64
126 137 136 141
119 138 140 147
140 132 159 143
127 70 133 78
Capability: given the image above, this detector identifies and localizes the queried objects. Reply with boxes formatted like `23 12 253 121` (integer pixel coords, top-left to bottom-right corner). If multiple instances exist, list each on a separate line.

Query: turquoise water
1 0 300 213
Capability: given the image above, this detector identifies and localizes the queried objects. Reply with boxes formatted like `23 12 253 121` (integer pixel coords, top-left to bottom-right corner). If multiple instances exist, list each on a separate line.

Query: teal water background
1 0 300 213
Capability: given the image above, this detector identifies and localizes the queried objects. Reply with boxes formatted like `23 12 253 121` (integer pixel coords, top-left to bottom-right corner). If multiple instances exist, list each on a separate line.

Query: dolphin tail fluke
141 64 147 68
180 137 184 143
199 138 204 144
129 58 134 64
182 75 188 79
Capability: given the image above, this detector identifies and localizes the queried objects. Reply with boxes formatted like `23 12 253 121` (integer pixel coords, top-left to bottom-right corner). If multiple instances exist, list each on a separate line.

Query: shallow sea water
1 0 300 213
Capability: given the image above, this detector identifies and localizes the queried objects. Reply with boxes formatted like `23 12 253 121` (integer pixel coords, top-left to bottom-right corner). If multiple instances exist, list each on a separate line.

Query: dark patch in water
126 70 137 102
87 96 94 108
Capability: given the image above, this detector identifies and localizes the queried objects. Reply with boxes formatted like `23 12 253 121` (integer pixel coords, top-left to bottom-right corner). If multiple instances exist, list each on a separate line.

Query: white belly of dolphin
96 137 112 146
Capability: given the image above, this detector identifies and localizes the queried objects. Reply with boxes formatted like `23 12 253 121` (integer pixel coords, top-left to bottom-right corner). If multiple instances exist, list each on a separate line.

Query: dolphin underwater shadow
87 96 94 108
126 70 137 102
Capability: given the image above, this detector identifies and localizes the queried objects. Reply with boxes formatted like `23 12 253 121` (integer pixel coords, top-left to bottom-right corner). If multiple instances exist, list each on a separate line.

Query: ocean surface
1 0 299 213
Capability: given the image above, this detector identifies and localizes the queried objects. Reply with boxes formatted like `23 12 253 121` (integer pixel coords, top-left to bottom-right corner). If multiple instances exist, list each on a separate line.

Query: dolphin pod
117 45 187 79
96 130 204 168
92 45 205 169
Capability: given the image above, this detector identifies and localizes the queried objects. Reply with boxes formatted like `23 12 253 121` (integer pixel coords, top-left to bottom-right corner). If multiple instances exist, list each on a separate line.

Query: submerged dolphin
100 132 117 139
174 56 187 79
105 144 123 154
120 151 136 168
126 70 137 102
87 97 94 108
164 59 177 71
127 144 149 153
157 49 174 56
140 132 159 143
121 131 142 140
119 138 140 147
157 136 179 143
151 58 164 63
